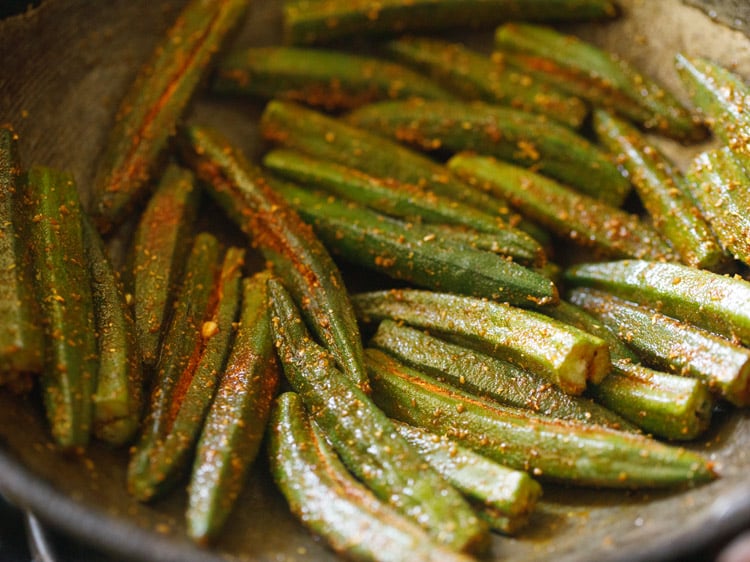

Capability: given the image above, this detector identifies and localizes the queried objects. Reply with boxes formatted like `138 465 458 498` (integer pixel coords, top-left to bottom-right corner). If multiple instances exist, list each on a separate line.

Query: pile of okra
4 0 750 558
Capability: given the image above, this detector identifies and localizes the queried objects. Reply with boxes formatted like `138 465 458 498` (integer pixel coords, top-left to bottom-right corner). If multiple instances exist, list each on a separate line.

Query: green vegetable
365 348 716 488
352 289 609 395
269 279 489 553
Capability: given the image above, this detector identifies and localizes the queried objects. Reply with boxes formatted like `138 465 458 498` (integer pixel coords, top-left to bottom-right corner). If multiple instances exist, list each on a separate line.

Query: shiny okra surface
4 0 750 560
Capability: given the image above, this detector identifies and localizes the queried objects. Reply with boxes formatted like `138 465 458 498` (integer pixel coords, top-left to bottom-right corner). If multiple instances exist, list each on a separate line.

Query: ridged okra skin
82 218 143 446
569 287 750 407
0 125 42 377
365 348 717 488
283 0 618 45
273 180 557 306
449 153 674 261
24 167 98 450
564 259 750 347
259 100 505 214
685 148 750 267
267 392 473 562
179 123 369 393
187 271 280 545
494 23 706 142
370 320 633 430
594 110 725 270
213 46 454 110
347 99 630 206
544 301 715 441
675 54 750 167
385 36 587 128
90 0 250 230
268 279 489 553
352 289 609 395
129 164 199 367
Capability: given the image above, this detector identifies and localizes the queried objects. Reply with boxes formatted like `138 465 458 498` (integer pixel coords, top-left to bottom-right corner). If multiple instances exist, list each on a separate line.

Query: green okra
90 0 250 230
564 259 750 347
384 36 587 129
267 392 473 562
569 286 750 407
448 153 674 261
268 279 489 553
594 109 725 270
24 167 97 450
347 99 631 207
187 270 280 545
0 125 42 377
82 217 143 447
393 421 541 531
364 348 717 488
127 233 224 501
283 0 618 45
494 23 706 142
685 148 750 267
674 54 750 168
213 46 454 111
544 300 715 441
274 181 556 306
130 164 200 367
425 224 543 266
352 289 608 395
179 124 369 392
370 319 634 430
259 100 506 214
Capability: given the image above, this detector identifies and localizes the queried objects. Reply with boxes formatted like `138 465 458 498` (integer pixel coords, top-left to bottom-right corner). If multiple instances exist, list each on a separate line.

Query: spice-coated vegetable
385 36 587 128
187 271 280 545
352 289 608 395
267 392 473 562
365 348 717 488
213 46 455 110
179 123 369 392
90 0 251 230
273 180 556 305
564 259 750 347
448 153 674 261
347 99 631 206
268 279 489 553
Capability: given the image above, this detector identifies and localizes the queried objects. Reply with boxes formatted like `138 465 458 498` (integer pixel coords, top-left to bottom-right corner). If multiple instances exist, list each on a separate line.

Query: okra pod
267 392 472 562
259 100 506 213
564 259 750 347
352 289 608 395
494 23 706 142
594 110 725 270
370 320 634 430
274 181 557 306
365 348 716 488
544 300 715 441
127 233 224 501
82 217 143 446
24 167 98 449
283 0 618 45
0 125 42 376
90 0 250 230
393 421 541 530
187 270 280 545
179 123 369 392
384 36 587 128
268 279 489 553
129 164 199 367
213 46 454 111
685 148 750 267
674 54 750 167
569 287 750 407
448 153 674 261
347 99 631 206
